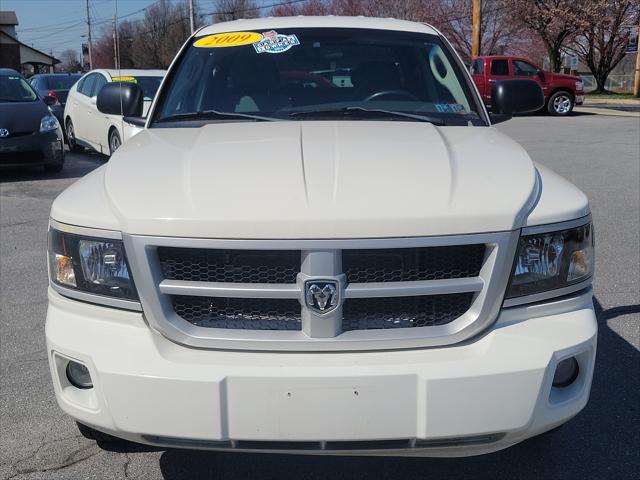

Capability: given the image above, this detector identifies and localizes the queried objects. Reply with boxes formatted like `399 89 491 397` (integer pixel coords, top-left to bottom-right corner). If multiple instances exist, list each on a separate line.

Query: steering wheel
363 90 420 102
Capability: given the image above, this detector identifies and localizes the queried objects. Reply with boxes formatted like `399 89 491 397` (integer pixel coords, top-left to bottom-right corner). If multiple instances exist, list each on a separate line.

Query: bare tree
58 49 82 72
214 0 258 23
568 0 640 92
501 0 592 72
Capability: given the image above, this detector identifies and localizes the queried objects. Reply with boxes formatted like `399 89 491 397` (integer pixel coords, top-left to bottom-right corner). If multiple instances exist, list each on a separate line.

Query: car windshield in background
45 75 82 90
153 28 482 126
134 76 163 101
0 75 38 102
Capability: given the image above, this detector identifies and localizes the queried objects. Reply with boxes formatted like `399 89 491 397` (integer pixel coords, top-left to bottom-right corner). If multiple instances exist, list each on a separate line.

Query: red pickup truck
471 56 584 116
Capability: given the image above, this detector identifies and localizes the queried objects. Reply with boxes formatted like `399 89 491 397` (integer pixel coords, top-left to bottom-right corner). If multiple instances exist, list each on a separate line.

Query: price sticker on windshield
194 31 263 48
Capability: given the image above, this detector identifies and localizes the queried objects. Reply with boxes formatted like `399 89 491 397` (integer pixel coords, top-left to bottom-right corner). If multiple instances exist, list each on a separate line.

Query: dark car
0 68 65 173
29 73 82 131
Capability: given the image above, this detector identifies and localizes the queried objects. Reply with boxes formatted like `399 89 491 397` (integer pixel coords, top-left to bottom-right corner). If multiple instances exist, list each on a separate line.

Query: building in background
0 11 59 75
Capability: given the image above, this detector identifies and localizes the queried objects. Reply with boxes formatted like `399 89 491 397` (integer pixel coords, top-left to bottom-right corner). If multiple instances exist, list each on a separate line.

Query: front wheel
108 129 121 156
547 91 574 116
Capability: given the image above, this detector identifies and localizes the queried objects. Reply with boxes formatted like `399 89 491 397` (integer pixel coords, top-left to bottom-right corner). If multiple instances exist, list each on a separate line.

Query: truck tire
66 119 83 152
547 91 574 116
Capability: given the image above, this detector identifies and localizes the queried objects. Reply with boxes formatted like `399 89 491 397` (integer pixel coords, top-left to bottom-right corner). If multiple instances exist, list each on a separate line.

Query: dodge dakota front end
45 16 596 457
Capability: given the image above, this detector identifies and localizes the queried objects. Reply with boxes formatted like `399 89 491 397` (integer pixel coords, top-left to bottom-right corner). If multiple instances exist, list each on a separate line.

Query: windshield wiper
289 107 446 125
156 110 278 123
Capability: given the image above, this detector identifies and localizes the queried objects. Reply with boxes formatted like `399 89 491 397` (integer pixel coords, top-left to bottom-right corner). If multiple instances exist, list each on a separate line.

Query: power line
201 0 310 16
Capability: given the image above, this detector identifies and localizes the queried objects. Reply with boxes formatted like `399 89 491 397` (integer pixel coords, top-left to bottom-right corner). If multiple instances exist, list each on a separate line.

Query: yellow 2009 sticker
194 31 263 48
111 76 136 83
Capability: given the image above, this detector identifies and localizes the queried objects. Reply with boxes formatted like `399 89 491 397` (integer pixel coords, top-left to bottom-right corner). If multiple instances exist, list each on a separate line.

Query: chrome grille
172 295 301 330
125 231 517 351
343 245 485 283
342 293 474 331
158 248 300 283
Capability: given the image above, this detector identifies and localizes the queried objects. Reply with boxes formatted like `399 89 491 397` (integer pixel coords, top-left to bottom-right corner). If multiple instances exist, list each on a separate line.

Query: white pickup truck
46 16 596 457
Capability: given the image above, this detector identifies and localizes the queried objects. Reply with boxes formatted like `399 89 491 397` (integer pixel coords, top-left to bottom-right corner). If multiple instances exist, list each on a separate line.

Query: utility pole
85 0 93 70
112 15 119 69
634 22 640 97
471 0 481 58
189 0 195 34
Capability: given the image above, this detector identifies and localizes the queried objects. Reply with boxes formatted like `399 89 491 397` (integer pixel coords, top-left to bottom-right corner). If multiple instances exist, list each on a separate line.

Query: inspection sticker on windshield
253 31 299 54
435 103 466 113
194 31 263 48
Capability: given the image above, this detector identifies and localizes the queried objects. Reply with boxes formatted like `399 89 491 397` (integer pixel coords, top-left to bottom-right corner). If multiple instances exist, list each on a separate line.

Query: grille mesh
343 245 485 283
171 295 302 330
158 248 300 284
342 293 474 331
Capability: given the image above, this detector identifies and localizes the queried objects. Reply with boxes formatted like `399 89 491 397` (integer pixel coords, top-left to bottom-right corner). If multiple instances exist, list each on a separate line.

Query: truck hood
550 72 580 82
102 121 538 238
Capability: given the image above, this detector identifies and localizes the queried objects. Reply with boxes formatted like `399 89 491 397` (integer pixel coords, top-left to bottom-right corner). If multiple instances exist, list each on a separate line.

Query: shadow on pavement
91 297 639 479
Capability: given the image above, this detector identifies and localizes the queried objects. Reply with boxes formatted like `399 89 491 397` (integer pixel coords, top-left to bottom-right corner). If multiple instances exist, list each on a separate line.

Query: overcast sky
4 0 275 59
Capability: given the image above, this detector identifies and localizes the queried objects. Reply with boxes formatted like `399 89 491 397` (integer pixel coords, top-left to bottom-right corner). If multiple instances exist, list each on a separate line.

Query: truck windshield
153 28 483 126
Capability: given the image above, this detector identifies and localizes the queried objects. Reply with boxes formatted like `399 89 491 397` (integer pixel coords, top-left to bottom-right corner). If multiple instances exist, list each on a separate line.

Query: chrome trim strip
502 278 593 308
345 277 484 299
126 231 504 250
50 282 142 311
522 214 591 236
159 280 300 299
49 219 123 240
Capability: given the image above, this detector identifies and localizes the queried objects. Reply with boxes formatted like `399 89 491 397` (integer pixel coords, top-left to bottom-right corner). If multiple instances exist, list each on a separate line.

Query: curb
574 106 640 118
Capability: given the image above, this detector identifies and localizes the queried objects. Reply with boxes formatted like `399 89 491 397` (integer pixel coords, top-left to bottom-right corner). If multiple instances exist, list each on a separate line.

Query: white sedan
63 69 165 155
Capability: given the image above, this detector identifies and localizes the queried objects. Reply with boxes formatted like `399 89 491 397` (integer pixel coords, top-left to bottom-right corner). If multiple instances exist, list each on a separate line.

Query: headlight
48 228 138 301
40 114 59 133
575 80 584 91
506 222 594 299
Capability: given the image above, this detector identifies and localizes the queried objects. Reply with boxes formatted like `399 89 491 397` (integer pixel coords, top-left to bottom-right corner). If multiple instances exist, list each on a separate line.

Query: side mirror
96 82 143 117
536 69 545 80
43 95 57 107
491 79 544 116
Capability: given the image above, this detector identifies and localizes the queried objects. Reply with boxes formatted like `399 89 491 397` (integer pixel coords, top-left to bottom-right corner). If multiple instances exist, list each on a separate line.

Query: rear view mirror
491 79 544 116
97 82 143 117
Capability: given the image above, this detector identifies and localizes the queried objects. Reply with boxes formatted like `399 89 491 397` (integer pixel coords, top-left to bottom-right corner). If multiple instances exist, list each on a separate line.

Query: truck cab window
490 59 509 76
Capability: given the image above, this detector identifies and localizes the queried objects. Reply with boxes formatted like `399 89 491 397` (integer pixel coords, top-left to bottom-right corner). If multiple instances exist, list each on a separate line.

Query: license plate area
226 375 418 441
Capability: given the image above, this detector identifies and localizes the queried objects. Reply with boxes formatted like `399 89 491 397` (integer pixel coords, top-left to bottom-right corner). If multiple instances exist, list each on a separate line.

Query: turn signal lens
53 253 76 287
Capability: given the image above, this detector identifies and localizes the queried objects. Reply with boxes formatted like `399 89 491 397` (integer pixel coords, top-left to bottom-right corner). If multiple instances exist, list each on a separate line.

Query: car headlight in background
40 114 59 133
575 80 584 91
506 222 594 299
48 228 138 301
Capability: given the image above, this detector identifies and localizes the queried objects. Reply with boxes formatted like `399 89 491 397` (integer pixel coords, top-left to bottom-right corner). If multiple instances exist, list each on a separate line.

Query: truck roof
197 16 439 37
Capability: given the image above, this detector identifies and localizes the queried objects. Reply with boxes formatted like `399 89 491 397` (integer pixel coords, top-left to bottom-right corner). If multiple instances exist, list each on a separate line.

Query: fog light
66 361 93 389
552 357 579 388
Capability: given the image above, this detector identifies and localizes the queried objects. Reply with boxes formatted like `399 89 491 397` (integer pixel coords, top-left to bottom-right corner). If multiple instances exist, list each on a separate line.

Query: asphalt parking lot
1 113 639 479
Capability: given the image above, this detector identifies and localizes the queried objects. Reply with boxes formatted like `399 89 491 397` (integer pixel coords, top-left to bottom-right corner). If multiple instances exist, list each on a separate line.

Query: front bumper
46 288 597 457
0 129 64 167
576 94 585 105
